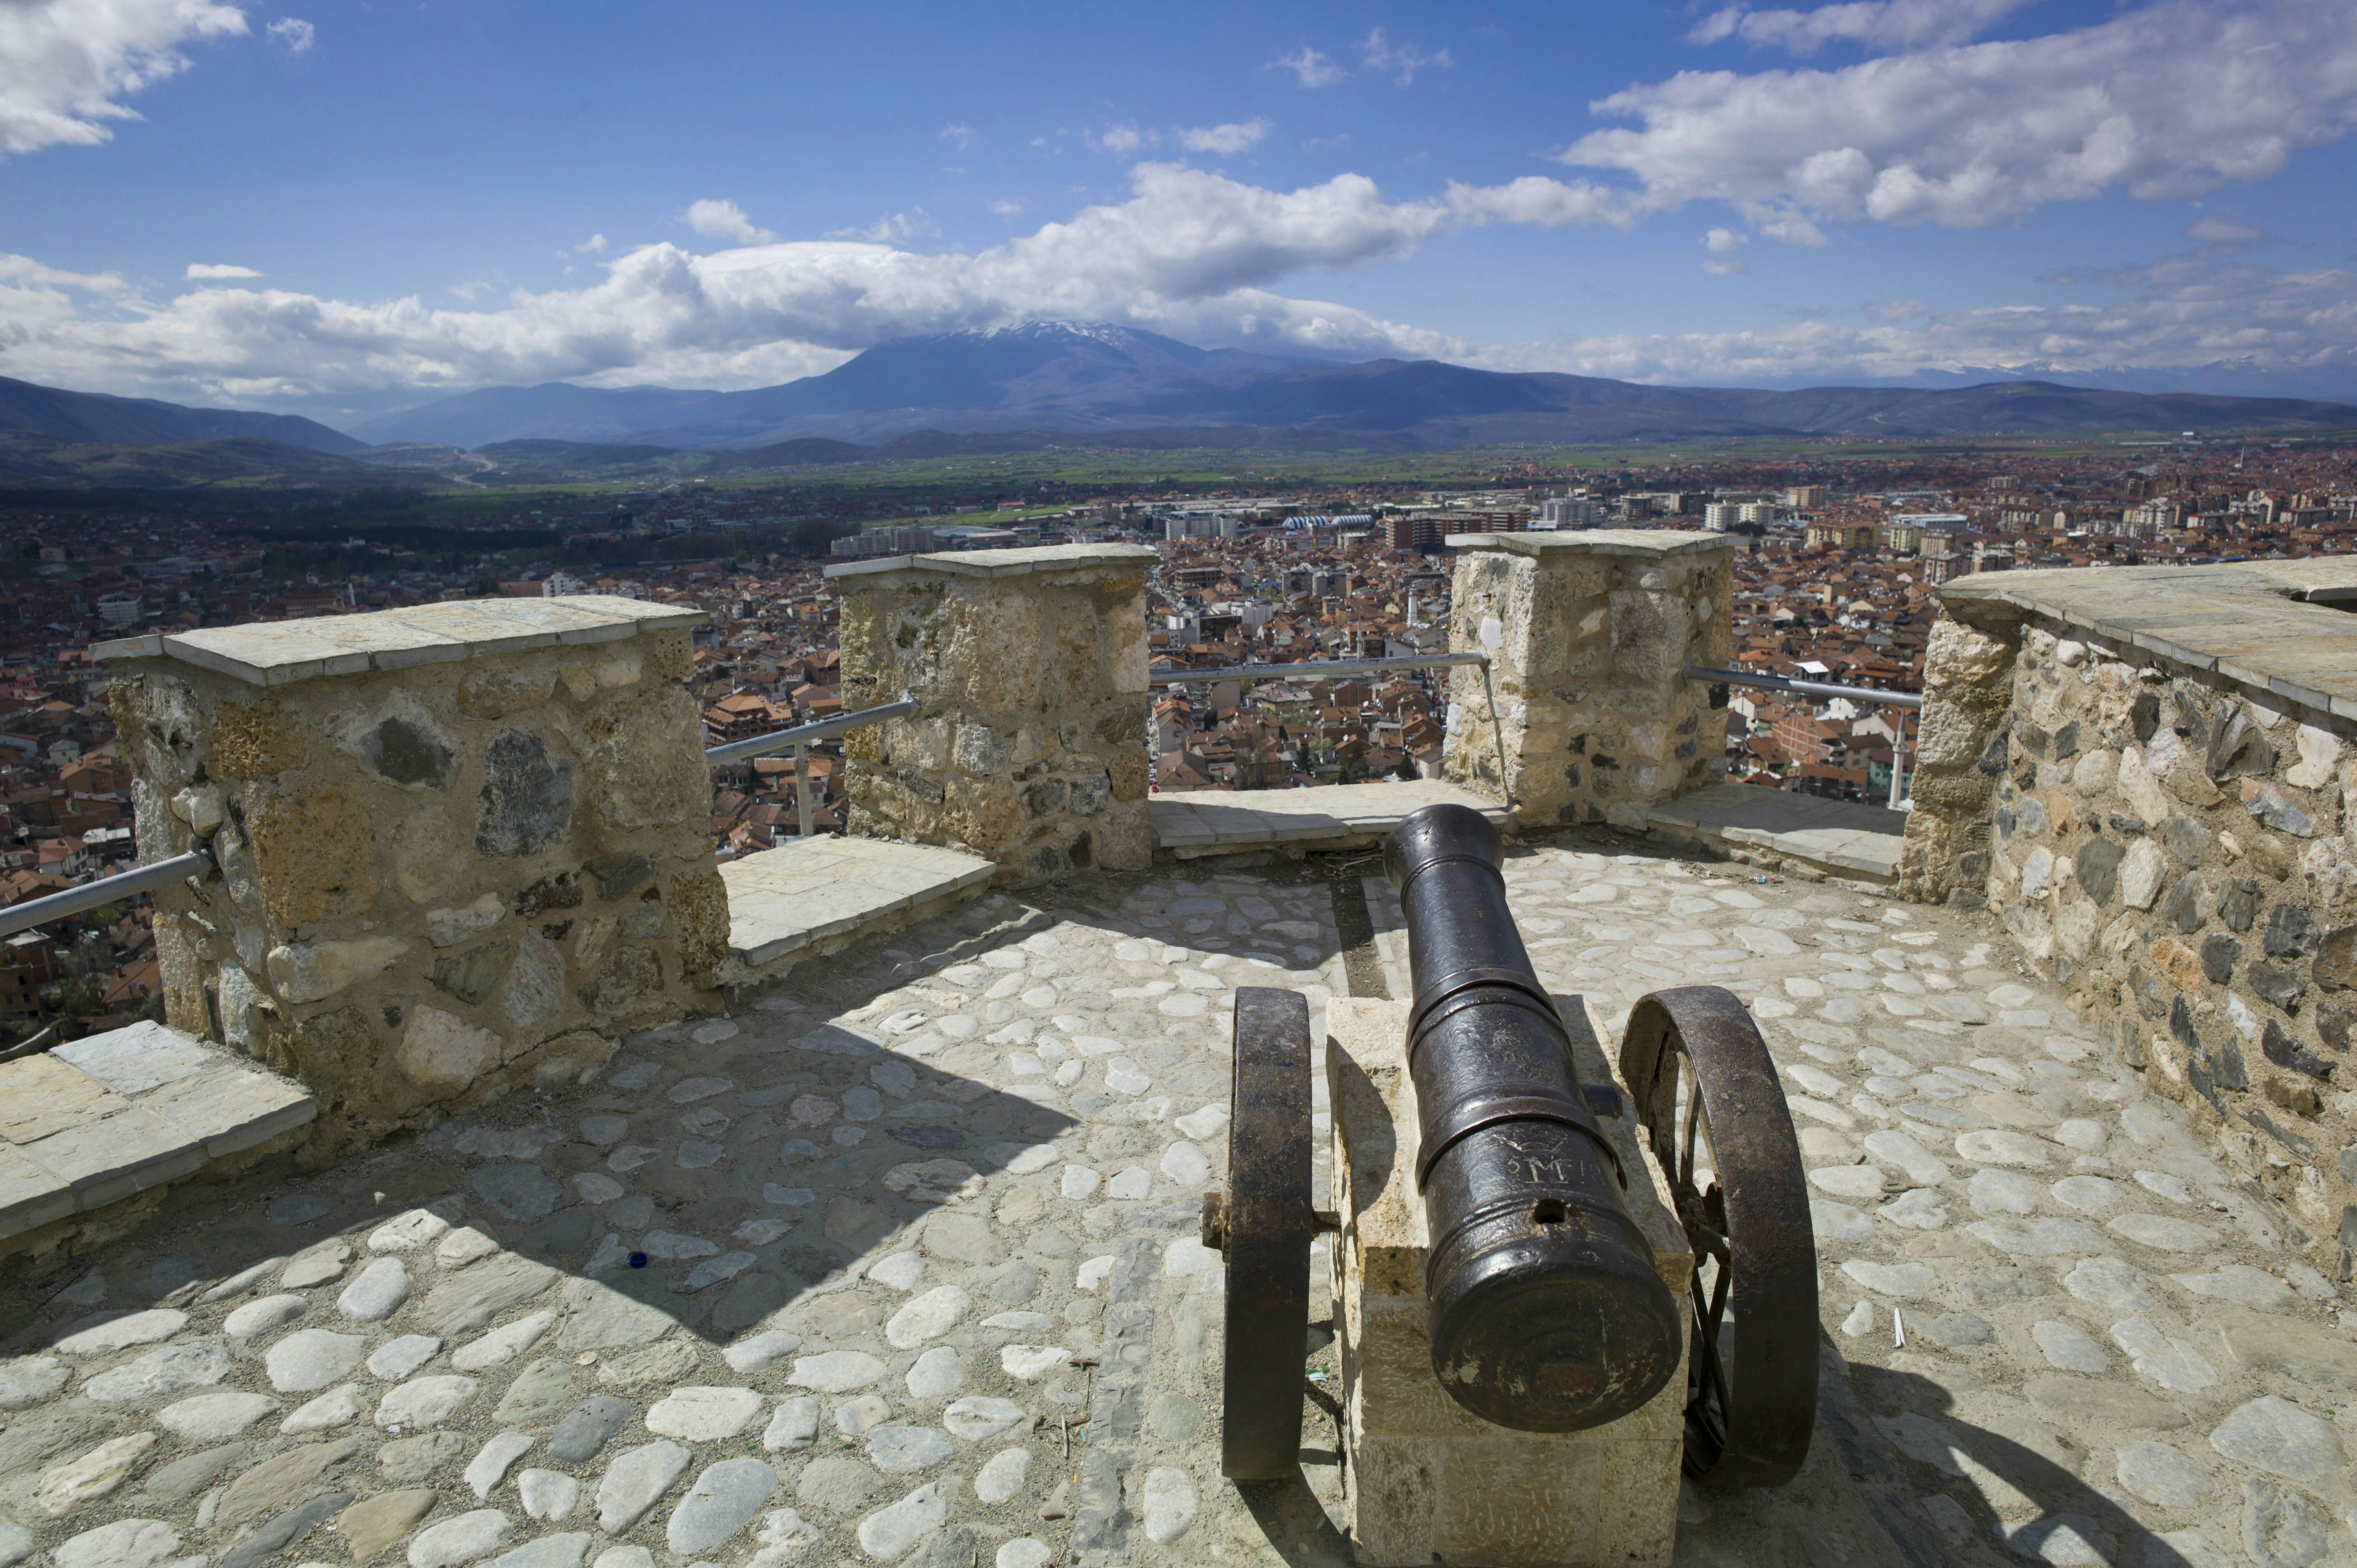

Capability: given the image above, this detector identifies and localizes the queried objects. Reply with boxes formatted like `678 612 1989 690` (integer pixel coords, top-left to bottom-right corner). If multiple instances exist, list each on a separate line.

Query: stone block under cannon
1200 803 1818 1566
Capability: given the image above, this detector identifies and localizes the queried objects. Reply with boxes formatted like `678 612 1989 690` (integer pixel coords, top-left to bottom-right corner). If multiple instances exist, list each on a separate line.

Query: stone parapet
827 545 1155 883
1902 559 2357 1276
98 596 726 1158
1327 994 1688 1568
1441 530 1733 830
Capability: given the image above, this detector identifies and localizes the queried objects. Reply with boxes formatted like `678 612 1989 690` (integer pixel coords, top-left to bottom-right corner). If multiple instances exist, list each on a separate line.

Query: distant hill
0 377 365 453
0 431 421 488
352 323 2357 452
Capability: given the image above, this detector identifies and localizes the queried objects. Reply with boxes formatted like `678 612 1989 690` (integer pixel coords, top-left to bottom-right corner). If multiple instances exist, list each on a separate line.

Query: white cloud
1465 252 2357 387
575 233 608 255
1704 226 1743 252
1272 46 1346 88
827 209 937 243
1087 123 1151 155
0 0 248 157
941 123 975 150
2186 213 2264 245
0 164 1494 403
1703 258 1751 276
684 198 775 244
185 263 260 279
1360 27 1450 86
1688 0 2034 54
1178 119 1268 156
265 16 313 54
1562 0 2357 233
22 154 2349 411
1445 175 1632 229
988 198 1026 217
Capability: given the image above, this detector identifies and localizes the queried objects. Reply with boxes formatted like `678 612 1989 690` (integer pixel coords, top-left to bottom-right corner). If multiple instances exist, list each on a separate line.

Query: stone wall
829 546 1155 884
1442 531 1733 830
98 598 726 1158
1900 560 2357 1275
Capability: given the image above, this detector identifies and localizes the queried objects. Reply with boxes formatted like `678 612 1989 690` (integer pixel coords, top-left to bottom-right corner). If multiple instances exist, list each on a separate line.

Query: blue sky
5 0 2357 419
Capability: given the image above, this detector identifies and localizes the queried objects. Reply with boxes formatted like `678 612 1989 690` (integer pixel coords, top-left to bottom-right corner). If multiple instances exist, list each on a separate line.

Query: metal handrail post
1888 709 1909 809
795 742 814 838
1476 658 1515 812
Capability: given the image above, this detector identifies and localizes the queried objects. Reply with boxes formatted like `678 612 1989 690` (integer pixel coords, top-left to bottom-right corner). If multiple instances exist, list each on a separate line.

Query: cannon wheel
1620 985 1817 1488
1208 986 1315 1480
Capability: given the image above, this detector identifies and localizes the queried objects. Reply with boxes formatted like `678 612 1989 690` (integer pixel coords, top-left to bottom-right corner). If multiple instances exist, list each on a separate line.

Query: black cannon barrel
1384 803 1682 1432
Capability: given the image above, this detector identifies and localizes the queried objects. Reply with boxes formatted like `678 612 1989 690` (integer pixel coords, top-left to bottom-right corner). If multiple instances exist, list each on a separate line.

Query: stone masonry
828 547 1155 885
95 598 728 1160
1442 531 1734 831
1901 560 2357 1288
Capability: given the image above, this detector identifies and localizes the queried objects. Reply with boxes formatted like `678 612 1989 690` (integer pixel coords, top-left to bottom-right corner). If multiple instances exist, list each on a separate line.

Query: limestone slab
1648 783 1906 883
0 1024 316 1245
98 595 700 685
721 837 995 968
1150 780 1509 856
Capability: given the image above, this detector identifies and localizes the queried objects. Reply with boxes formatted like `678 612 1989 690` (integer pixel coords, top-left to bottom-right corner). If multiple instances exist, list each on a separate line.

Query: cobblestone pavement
2 839 2352 1568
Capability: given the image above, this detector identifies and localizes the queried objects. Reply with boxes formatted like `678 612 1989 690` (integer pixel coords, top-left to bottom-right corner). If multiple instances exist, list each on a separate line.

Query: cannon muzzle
1384 803 1682 1432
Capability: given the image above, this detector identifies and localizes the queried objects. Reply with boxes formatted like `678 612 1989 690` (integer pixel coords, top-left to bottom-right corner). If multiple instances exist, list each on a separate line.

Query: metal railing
0 845 213 941
1147 650 1514 809
1146 651 1488 685
705 695 917 841
1685 664 1921 809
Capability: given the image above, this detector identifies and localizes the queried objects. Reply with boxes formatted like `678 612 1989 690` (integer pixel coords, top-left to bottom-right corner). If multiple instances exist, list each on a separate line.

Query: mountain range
2 324 2355 488
346 324 2357 450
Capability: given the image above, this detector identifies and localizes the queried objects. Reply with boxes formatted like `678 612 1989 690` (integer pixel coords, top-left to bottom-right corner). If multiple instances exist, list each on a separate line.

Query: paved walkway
0 841 2347 1568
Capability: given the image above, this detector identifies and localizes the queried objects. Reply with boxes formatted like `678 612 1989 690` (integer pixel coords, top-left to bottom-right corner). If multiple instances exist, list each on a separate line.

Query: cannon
1204 802 1817 1519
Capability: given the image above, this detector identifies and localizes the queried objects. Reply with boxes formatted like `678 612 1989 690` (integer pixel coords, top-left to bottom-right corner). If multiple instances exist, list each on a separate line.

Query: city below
4 430 2354 1048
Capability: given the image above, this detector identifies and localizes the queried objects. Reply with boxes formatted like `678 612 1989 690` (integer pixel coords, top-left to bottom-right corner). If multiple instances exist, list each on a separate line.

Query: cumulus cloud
1178 119 1268 156
827 209 937 243
265 16 313 53
19 153 2348 410
1466 252 2357 387
1360 27 1450 85
1087 123 1151 155
0 0 248 156
1703 259 1750 276
1272 46 1346 88
575 233 608 255
987 198 1026 217
2187 213 2265 245
684 198 774 244
1688 0 2033 54
1704 226 1743 252
1562 0 2357 234
1861 297 1931 321
0 164 1496 403
941 123 975 151
1445 175 1632 228
185 262 260 279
